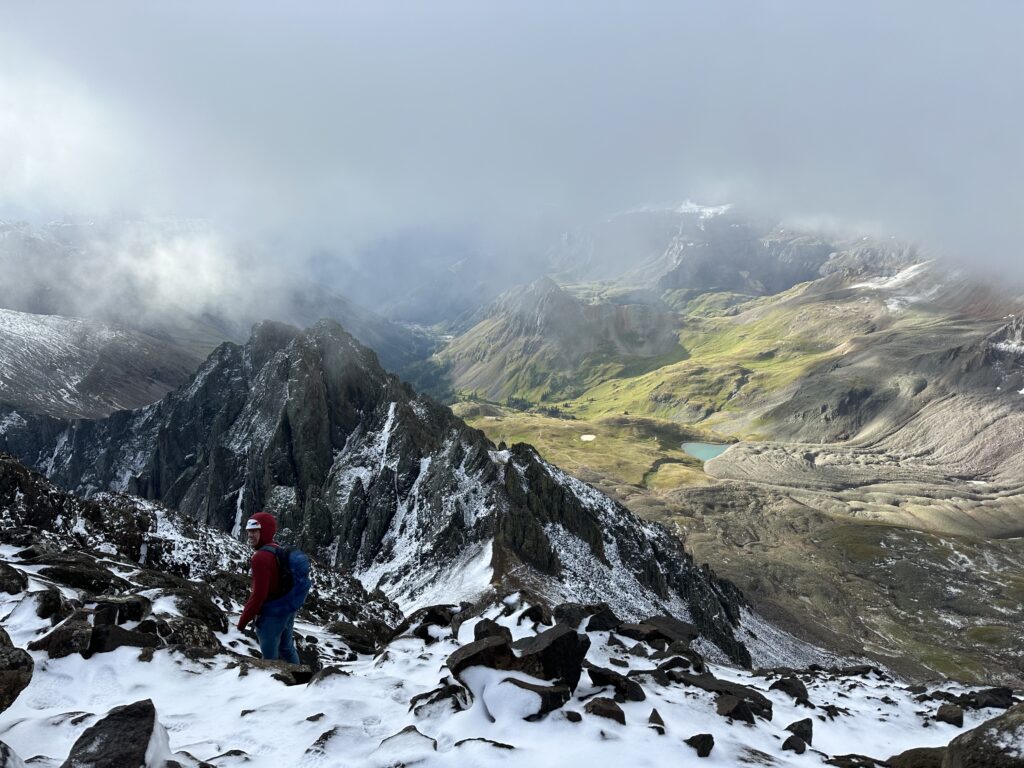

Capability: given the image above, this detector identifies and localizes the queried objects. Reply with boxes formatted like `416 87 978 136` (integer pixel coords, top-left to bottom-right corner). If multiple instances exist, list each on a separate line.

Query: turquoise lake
681 442 731 461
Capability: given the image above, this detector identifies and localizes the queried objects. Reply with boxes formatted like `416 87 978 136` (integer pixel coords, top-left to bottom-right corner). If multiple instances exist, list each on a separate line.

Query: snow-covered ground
0 571 1006 767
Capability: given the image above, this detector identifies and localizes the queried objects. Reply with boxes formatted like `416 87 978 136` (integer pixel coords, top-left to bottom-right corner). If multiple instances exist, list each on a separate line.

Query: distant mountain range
4 209 1023 684
0 219 436 380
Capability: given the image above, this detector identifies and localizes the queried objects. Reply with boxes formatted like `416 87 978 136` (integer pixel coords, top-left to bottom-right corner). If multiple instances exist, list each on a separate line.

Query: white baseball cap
245 518 262 530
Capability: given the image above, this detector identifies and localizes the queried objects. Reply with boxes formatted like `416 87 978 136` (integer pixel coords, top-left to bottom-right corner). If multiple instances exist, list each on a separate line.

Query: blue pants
256 611 300 664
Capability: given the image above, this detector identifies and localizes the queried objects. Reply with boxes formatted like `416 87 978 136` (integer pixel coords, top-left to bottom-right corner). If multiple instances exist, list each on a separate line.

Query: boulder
716 694 755 724
59 699 169 768
474 619 513 645
887 746 946 768
0 646 33 714
493 678 571 721
943 702 1024 768
0 563 26 595
685 733 715 758
326 621 380 655
374 725 437 762
513 624 591 692
651 641 706 672
959 687 1015 711
782 735 807 754
518 604 553 626
409 679 471 718
162 588 228 634
38 562 129 595
586 664 645 702
584 697 625 725
27 618 92 659
616 623 662 643
92 595 151 625
641 615 699 644
401 605 455 644
553 602 603 628
34 588 72 622
447 636 518 682
585 606 622 633
648 707 665 734
166 619 222 650
770 675 809 702
669 670 772 720
88 625 161 655
786 717 813 745
936 703 964 728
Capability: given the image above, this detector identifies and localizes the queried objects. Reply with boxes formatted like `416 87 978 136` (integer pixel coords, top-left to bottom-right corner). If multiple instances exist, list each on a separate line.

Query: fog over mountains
2 3 1024 766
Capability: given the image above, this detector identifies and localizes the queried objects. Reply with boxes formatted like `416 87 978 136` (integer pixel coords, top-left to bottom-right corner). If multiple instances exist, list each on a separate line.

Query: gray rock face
2 320 755 665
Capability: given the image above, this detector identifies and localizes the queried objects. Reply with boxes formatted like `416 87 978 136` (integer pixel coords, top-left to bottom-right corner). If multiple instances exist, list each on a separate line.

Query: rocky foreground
1 462 1022 766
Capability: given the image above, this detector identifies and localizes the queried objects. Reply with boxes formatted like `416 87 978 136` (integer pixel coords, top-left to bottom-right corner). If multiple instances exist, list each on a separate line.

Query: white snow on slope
0 578 1006 768
0 308 190 418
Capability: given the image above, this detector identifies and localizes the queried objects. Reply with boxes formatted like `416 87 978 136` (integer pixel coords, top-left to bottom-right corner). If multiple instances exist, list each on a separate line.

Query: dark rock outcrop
685 733 715 758
499 678 571 720
513 625 591 692
59 699 165 768
409 679 471 719
716 694 756 724
943 703 1024 767
583 697 625 725
0 563 26 595
88 625 161 655
447 637 518 681
770 675 809 702
669 670 772 720
0 641 33 714
648 707 665 734
586 664 645 702
786 717 813 745
474 619 513 645
887 747 946 768
936 703 964 728
782 735 807 754
28 618 92 659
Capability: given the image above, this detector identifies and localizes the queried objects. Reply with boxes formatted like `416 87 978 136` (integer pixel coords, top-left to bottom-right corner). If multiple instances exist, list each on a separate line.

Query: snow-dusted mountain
0 219 436 375
0 309 202 419
0 320 827 668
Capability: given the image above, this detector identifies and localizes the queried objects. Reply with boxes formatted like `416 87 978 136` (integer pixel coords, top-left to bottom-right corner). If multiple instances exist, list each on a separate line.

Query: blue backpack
259 545 311 617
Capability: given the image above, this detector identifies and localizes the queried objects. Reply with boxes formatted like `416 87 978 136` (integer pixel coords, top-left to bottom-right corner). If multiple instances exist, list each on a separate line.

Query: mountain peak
0 319 818 668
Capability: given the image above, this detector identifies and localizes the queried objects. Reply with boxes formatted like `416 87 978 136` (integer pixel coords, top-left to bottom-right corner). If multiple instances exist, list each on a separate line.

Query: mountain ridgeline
0 320 768 667
432 277 683 402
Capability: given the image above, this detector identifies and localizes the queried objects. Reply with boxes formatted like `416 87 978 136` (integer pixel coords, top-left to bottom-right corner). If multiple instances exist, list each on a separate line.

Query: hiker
237 511 301 664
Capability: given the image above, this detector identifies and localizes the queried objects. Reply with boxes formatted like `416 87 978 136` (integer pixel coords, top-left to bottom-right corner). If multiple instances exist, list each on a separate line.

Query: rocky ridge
1 500 1021 767
0 322 780 667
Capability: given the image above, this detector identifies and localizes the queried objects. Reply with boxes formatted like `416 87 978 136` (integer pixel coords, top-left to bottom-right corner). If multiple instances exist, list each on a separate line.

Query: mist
2 0 1022 319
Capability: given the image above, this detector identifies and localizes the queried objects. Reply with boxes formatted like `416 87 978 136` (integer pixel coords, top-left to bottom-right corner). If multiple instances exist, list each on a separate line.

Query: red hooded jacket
238 512 285 630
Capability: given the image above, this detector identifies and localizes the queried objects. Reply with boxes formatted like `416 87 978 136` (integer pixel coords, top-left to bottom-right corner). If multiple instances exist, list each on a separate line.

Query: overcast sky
2 1 1022 274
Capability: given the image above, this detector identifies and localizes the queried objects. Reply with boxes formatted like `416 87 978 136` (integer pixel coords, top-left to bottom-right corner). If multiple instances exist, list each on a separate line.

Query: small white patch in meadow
579 434 596 442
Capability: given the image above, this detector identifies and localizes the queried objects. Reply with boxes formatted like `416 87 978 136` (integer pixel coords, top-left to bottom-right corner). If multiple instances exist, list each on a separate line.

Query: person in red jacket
237 511 300 664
